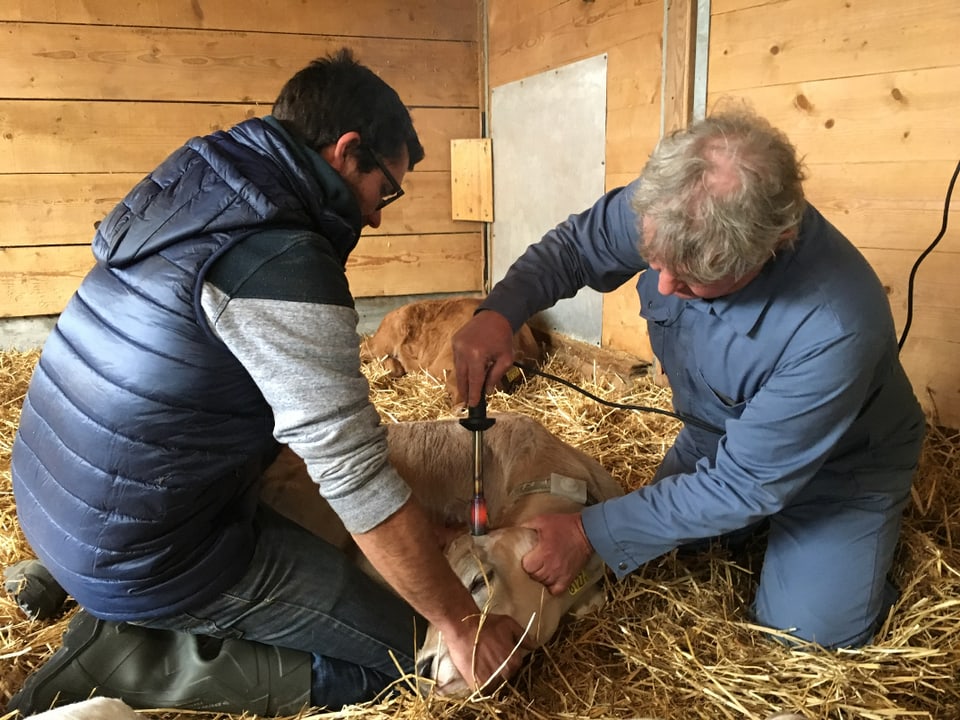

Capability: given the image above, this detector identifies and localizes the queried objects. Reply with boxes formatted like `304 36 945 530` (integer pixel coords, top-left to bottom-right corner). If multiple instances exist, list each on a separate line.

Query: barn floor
2 347 959 720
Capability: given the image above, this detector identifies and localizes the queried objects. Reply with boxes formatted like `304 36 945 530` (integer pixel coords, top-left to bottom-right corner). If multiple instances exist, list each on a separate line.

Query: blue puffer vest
11 117 361 620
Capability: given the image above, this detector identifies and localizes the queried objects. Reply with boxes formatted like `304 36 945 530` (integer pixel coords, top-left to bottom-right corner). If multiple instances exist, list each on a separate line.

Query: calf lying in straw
260 412 623 696
360 297 543 406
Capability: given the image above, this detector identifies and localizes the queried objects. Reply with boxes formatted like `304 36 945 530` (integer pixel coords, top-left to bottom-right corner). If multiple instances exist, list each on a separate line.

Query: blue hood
94 115 362 269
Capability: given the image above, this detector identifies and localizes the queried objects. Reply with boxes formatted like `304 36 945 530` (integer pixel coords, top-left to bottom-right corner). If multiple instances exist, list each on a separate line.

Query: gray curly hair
631 109 807 284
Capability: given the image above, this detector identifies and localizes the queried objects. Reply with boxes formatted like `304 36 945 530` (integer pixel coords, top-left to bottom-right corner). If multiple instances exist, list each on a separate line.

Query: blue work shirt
482 179 925 579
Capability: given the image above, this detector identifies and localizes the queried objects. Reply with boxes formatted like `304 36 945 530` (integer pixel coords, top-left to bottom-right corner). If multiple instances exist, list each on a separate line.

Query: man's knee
753 578 897 649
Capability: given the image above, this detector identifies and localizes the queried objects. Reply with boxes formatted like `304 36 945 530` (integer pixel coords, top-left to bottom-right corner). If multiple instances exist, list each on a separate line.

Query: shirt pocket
694 367 748 415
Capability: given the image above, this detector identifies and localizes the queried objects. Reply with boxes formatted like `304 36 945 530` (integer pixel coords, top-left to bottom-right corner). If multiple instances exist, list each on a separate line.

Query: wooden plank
861 248 960 350
0 22 478 107
709 0 959 94
0 245 94 317
706 66 960 164
1 0 479 42
605 37 663 177
0 101 477 174
602 168 651 361
346 232 484 296
606 104 660 176
0 231 484 317
596 40 660 360
601 278 653 362
371 172 479 236
606 172 640 192
487 0 662 89
0 101 264 174
863 247 960 428
450 138 493 222
410 108 480 172
663 0 696 134
863 247 909 335
899 335 960 429
712 0 785 13
544 334 654 390
656 0 692 377
804 160 960 254
0 171 473 247
0 173 139 248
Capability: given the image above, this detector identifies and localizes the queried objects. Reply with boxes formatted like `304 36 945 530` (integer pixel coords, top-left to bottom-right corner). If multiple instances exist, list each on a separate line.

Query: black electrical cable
512 361 724 435
899 159 960 351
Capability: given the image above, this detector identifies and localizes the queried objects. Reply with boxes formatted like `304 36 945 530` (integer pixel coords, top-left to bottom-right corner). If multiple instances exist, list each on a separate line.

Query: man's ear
322 131 362 173
774 227 799 254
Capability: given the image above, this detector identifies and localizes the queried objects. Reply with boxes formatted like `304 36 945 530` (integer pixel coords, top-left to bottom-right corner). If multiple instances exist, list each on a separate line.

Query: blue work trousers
135 504 424 709
655 441 919 649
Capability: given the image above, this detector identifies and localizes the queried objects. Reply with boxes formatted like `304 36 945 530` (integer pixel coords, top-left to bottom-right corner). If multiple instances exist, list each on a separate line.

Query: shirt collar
689 227 805 337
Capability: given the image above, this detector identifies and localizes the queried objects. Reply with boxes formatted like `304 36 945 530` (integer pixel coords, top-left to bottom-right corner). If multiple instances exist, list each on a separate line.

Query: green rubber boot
7 610 312 717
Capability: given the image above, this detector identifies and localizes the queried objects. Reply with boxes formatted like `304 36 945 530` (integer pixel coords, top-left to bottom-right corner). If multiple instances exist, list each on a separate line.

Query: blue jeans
134 505 425 708
655 438 918 649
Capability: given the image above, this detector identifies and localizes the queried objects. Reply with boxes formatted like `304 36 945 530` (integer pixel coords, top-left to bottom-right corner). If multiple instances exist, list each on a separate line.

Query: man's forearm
352 498 480 635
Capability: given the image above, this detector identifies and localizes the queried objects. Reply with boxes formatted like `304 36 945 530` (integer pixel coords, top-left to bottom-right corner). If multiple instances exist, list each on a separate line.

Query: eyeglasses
361 145 405 211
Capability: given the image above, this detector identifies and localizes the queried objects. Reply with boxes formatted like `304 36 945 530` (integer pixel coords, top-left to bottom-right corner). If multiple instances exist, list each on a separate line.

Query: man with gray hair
452 109 925 649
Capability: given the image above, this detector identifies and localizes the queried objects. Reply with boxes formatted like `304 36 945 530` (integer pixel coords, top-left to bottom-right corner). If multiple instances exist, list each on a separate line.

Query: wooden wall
487 0 960 428
708 0 960 426
0 1 484 318
3 1 958 426
486 0 665 359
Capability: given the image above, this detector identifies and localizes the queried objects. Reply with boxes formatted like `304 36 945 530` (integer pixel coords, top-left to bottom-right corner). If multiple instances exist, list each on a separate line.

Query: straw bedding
2 346 959 720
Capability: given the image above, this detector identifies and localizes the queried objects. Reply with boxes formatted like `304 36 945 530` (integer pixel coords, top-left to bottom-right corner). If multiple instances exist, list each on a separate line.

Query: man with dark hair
453 108 926 650
9 48 526 714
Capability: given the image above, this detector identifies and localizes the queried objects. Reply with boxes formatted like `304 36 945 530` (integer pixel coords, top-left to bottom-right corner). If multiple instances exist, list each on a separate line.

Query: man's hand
431 522 464 551
438 610 534 693
520 512 593 596
353 498 532 692
452 310 515 408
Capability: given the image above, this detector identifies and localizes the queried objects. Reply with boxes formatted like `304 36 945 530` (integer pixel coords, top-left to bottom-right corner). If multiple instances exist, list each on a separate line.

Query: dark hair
272 48 425 171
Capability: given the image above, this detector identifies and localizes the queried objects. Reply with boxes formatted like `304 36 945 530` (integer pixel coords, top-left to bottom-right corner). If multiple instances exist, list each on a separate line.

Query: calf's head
415 525 605 697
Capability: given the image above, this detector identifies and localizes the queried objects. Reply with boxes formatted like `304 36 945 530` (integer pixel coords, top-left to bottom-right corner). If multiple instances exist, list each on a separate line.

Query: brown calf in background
361 297 543 406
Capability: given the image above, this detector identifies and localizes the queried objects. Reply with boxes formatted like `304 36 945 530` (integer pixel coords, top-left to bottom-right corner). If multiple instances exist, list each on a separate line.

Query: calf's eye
468 569 494 596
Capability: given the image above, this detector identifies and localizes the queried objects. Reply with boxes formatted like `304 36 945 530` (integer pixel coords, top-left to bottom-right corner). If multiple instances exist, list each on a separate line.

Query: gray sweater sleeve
201 284 411 534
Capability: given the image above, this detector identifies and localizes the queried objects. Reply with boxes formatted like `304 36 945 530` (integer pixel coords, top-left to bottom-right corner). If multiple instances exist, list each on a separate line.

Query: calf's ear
487 526 538 560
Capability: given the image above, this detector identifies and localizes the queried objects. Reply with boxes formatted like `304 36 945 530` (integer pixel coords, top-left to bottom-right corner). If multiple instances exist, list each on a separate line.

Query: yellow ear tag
568 570 589 596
